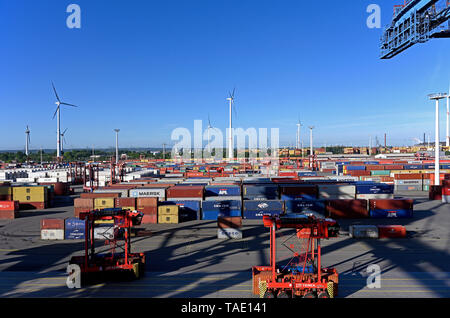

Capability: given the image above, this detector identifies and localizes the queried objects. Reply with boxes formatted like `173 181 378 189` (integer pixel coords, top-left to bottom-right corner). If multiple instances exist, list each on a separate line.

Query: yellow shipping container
121 206 136 211
158 205 179 216
94 219 114 224
158 214 179 224
94 198 115 209
13 186 47 202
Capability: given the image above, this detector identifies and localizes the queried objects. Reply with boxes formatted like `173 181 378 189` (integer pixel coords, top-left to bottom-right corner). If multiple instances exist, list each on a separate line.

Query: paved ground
0 188 449 298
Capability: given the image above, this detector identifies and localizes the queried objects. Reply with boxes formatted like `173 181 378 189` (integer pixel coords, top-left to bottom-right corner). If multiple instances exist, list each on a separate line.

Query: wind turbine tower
309 126 315 156
25 125 30 157
51 82 77 160
447 85 450 147
429 93 448 187
226 89 235 160
296 118 302 149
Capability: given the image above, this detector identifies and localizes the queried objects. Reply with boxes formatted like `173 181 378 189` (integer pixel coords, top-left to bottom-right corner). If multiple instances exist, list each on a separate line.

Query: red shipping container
365 165 385 171
0 210 16 219
75 207 91 218
378 225 407 238
74 198 94 208
443 187 450 196
167 186 204 198
80 193 119 199
115 197 136 209
384 165 404 170
394 174 423 180
141 214 157 224
136 197 158 208
0 201 19 211
369 199 414 210
138 206 157 216
326 200 369 219
19 202 46 210
218 217 242 229
348 171 371 177
41 218 64 230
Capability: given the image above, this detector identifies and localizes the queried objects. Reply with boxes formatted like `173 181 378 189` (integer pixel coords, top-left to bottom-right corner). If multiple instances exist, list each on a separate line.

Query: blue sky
0 0 449 150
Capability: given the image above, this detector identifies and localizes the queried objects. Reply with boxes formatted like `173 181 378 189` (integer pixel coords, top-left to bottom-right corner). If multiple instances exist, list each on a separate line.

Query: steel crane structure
381 0 450 59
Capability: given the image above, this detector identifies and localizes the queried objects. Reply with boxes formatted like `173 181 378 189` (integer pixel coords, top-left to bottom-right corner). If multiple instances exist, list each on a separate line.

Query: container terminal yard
0 153 450 298
1 0 450 303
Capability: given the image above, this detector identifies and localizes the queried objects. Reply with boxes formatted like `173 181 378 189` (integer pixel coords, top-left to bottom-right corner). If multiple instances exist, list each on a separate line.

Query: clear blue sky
1 0 449 150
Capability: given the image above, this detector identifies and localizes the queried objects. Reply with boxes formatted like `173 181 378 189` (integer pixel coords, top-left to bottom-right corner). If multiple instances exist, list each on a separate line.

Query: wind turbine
308 126 315 156
60 128 68 154
226 88 236 160
51 82 77 159
25 125 30 157
206 114 219 154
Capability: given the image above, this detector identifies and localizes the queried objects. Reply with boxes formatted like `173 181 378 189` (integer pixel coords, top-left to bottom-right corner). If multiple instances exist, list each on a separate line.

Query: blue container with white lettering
298 172 317 177
284 200 326 214
346 166 366 171
243 200 283 219
356 183 394 194
202 200 242 220
64 218 85 240
205 185 241 197
369 209 413 218
403 165 423 170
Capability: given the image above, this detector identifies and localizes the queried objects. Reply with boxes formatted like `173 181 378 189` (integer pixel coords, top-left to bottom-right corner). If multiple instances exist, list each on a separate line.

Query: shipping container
217 228 243 239
41 229 64 240
163 200 200 221
41 218 64 230
64 218 85 240
217 217 242 229
326 200 369 219
284 199 326 214
94 198 115 209
158 214 179 224
243 200 284 219
349 225 378 239
129 188 166 200
204 185 241 197
377 225 407 238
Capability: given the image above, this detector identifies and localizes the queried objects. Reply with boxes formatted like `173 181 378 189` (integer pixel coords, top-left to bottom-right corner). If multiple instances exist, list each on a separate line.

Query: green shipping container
371 170 391 176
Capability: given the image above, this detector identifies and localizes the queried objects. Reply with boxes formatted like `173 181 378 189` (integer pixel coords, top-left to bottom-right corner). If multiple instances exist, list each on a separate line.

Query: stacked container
137 197 158 224
369 199 414 218
41 218 64 240
163 200 200 222
243 200 284 219
217 217 243 239
202 200 242 220
0 201 19 219
243 184 279 200
74 198 94 218
158 205 179 224
129 187 166 201
355 182 394 200
326 199 369 219
13 186 48 210
204 185 241 201
318 184 356 200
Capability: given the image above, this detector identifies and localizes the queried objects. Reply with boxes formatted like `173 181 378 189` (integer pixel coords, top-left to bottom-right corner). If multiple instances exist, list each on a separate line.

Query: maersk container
129 188 165 199
284 200 326 214
64 218 85 240
205 185 241 197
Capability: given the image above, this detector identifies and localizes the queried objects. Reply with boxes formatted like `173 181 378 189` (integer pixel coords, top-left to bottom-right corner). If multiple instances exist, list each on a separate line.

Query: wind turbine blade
52 106 59 119
60 102 77 107
62 128 68 135
51 82 60 102
232 87 236 99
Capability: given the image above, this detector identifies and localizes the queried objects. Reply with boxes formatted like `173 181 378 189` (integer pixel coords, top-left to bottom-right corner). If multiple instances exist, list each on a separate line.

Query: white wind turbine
226 88 236 160
51 82 77 159
25 125 30 157
60 128 68 154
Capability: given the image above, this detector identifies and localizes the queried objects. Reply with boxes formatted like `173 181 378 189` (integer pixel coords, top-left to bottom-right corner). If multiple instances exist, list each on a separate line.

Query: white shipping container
217 228 243 239
38 178 58 183
356 194 394 200
41 229 64 240
349 225 379 239
129 188 165 199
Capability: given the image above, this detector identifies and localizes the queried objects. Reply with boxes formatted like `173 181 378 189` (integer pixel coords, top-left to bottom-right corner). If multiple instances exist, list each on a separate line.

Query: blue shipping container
205 185 241 197
243 210 281 219
164 200 200 221
243 200 284 211
202 200 241 211
202 210 242 220
440 164 450 169
356 184 394 194
403 165 423 170
284 200 326 214
298 172 317 177
369 209 413 218
281 194 317 201
346 166 366 171
65 218 85 240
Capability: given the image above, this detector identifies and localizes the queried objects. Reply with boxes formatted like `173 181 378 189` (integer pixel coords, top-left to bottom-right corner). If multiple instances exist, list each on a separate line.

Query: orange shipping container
0 201 19 211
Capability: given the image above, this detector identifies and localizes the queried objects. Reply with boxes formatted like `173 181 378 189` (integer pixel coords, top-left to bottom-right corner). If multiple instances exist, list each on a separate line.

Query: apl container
205 185 241 197
369 209 413 218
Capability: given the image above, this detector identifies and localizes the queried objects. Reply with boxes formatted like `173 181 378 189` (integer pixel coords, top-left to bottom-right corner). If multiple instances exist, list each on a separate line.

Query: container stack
202 200 242 220
0 201 19 219
158 205 179 224
74 198 94 218
318 184 356 200
369 199 414 218
40 218 64 240
137 197 158 224
243 200 284 219
217 216 243 239
12 186 48 210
